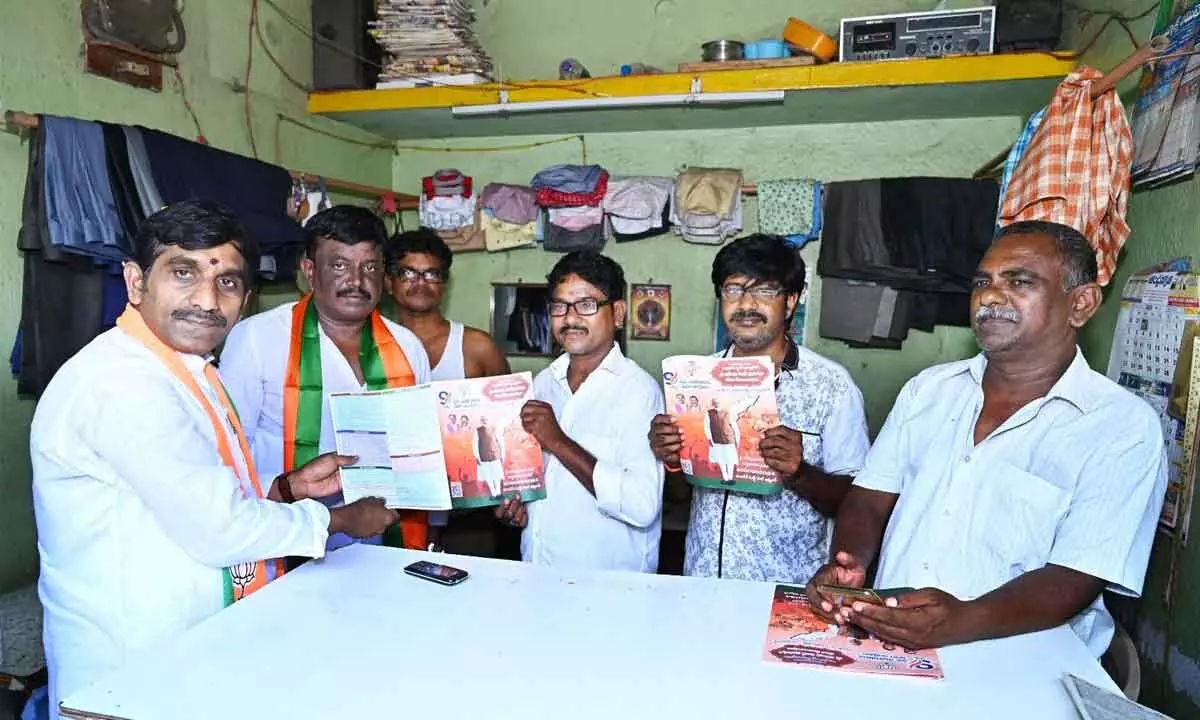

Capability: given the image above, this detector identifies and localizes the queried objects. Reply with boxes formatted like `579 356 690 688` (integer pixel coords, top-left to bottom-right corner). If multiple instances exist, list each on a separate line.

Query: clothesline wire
170 66 205 141
243 0 260 158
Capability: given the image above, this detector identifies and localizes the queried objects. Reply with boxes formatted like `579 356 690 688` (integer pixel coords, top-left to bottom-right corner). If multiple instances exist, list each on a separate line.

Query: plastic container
620 63 663 76
745 39 789 60
558 58 591 79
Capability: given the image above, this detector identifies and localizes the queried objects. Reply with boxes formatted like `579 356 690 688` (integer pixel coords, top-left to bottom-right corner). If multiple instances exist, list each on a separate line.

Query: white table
61 544 1118 719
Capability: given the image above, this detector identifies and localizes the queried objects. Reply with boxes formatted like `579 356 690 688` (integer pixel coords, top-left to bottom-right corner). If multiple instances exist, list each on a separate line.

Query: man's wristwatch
426 542 444 553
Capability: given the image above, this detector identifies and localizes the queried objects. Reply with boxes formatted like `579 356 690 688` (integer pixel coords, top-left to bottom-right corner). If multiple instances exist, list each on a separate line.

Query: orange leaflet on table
762 585 944 680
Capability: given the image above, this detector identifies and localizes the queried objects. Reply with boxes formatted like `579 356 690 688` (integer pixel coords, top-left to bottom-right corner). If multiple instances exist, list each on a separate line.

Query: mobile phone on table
404 560 469 586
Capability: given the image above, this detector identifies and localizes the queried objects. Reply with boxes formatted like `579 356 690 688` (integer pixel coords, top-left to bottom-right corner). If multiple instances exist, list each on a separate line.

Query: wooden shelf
307 53 1077 140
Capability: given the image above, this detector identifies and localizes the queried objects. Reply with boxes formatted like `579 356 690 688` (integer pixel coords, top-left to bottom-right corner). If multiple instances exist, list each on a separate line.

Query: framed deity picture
630 284 671 341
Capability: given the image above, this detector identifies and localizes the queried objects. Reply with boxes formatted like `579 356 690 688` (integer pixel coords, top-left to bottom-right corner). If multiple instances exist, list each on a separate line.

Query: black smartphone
404 560 469 586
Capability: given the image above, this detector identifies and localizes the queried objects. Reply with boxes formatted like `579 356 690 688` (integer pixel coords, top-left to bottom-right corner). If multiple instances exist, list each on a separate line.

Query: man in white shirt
649 234 870 583
495 251 665 572
386 228 510 547
807 221 1168 658
31 201 397 718
220 206 433 553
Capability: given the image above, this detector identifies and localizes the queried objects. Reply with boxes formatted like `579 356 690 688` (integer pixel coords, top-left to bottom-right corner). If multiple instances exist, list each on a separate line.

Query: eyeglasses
394 267 446 284
720 284 786 300
548 298 612 317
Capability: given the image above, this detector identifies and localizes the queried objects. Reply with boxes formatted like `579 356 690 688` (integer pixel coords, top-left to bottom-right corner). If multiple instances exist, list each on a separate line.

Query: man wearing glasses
648 234 870 584
386 227 510 549
220 205 433 553
495 251 666 572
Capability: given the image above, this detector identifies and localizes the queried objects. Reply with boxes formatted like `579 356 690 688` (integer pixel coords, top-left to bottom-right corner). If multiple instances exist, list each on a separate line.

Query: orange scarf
116 305 284 605
282 294 428 549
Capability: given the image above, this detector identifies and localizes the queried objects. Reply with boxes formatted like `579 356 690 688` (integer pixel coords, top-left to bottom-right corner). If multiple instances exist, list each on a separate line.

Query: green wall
0 0 391 592
1080 179 1200 718
394 119 1014 431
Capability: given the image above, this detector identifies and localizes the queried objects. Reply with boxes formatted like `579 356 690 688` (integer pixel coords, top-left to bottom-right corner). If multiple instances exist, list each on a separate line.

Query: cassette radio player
839 7 995 62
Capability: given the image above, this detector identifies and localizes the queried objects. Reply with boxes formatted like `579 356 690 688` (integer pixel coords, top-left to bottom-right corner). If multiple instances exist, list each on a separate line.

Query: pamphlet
435 373 547 508
661 355 781 495
1063 674 1173 720
761 585 944 680
328 372 546 510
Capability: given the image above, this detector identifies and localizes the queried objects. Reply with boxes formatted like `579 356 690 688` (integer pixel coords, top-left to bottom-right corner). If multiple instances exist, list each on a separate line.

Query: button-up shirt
32 326 330 718
523 344 665 572
856 348 1167 657
684 343 870 583
218 302 431 549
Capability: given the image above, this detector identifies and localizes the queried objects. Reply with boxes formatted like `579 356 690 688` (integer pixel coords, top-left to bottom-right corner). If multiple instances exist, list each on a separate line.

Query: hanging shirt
998 67 1133 287
684 342 870 583
219 302 431 549
856 349 1167 657
31 326 330 719
522 343 665 572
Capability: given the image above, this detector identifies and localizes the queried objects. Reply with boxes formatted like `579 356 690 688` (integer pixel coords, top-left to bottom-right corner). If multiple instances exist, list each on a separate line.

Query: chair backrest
1105 622 1142 701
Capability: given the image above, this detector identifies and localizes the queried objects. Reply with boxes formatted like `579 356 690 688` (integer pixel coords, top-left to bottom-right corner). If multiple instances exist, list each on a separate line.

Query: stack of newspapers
370 0 493 89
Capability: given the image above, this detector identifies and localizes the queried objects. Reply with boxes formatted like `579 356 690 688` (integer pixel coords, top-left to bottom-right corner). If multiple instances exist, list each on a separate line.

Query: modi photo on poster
630 283 671 341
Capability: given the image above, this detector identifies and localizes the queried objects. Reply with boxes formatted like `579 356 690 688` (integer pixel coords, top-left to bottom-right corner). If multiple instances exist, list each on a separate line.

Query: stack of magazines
370 0 493 88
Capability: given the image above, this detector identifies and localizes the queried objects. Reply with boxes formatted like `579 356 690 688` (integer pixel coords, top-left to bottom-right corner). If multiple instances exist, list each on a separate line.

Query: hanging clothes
998 67 1133 286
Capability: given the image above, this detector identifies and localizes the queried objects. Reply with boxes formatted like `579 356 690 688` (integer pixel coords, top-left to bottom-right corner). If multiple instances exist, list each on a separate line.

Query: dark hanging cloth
15 127 108 397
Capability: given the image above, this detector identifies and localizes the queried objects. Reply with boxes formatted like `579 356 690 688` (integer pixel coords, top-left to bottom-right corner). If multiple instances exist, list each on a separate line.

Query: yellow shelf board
308 53 1078 115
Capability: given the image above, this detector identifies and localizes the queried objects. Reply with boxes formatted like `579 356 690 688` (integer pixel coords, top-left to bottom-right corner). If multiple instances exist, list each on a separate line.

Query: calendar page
1106 259 1200 538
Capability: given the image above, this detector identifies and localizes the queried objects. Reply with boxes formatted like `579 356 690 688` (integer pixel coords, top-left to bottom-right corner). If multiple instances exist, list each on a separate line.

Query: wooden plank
676 56 818 73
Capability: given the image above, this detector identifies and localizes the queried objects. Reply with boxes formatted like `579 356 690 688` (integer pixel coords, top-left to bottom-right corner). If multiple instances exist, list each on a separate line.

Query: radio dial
905 43 917 56
967 37 980 52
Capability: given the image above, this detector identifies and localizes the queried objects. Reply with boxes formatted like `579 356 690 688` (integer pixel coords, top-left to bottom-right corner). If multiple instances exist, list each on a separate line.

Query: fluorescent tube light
451 90 786 117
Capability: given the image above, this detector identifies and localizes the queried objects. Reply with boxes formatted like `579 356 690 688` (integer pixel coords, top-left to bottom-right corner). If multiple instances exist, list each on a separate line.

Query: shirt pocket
974 462 1068 574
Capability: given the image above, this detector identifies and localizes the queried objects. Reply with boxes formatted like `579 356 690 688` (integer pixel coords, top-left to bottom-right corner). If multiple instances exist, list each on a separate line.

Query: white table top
62 544 1118 719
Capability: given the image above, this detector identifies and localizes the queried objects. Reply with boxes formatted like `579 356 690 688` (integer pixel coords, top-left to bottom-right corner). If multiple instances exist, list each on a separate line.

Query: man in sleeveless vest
221 205 433 552
31 201 398 719
386 227 510 549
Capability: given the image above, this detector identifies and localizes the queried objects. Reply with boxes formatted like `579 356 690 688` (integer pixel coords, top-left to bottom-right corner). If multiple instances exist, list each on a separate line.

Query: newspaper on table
328 372 545 511
370 0 493 87
1130 3 1200 188
661 355 782 495
761 585 943 679
1105 259 1200 538
1063 674 1174 720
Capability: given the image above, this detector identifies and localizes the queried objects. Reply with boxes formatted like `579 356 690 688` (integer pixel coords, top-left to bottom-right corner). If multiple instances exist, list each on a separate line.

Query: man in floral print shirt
649 234 870 582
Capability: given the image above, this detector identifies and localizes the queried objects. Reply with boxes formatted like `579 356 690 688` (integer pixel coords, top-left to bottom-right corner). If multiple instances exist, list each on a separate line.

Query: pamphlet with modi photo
661 355 782 494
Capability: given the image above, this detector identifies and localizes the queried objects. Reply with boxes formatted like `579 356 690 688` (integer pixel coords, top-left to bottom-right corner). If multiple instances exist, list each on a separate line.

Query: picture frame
630 283 672 341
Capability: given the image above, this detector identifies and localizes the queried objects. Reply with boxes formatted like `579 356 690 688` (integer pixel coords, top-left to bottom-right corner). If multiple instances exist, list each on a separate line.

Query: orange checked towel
999 67 1133 287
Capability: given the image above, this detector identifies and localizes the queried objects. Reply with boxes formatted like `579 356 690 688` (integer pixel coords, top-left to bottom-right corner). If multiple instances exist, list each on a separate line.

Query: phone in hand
404 560 469 586
817 584 885 605
817 585 916 606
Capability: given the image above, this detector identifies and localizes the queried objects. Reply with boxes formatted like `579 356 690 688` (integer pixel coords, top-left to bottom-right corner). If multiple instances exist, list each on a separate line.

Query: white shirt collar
550 342 625 383
964 346 1095 412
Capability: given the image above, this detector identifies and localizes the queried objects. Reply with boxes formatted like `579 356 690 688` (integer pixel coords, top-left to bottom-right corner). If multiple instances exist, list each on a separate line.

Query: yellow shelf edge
308 53 1078 115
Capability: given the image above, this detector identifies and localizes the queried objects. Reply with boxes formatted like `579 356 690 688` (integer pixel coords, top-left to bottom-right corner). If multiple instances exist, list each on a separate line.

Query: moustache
558 325 588 336
730 311 768 324
405 285 434 297
336 288 371 299
974 306 1021 323
171 309 227 327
